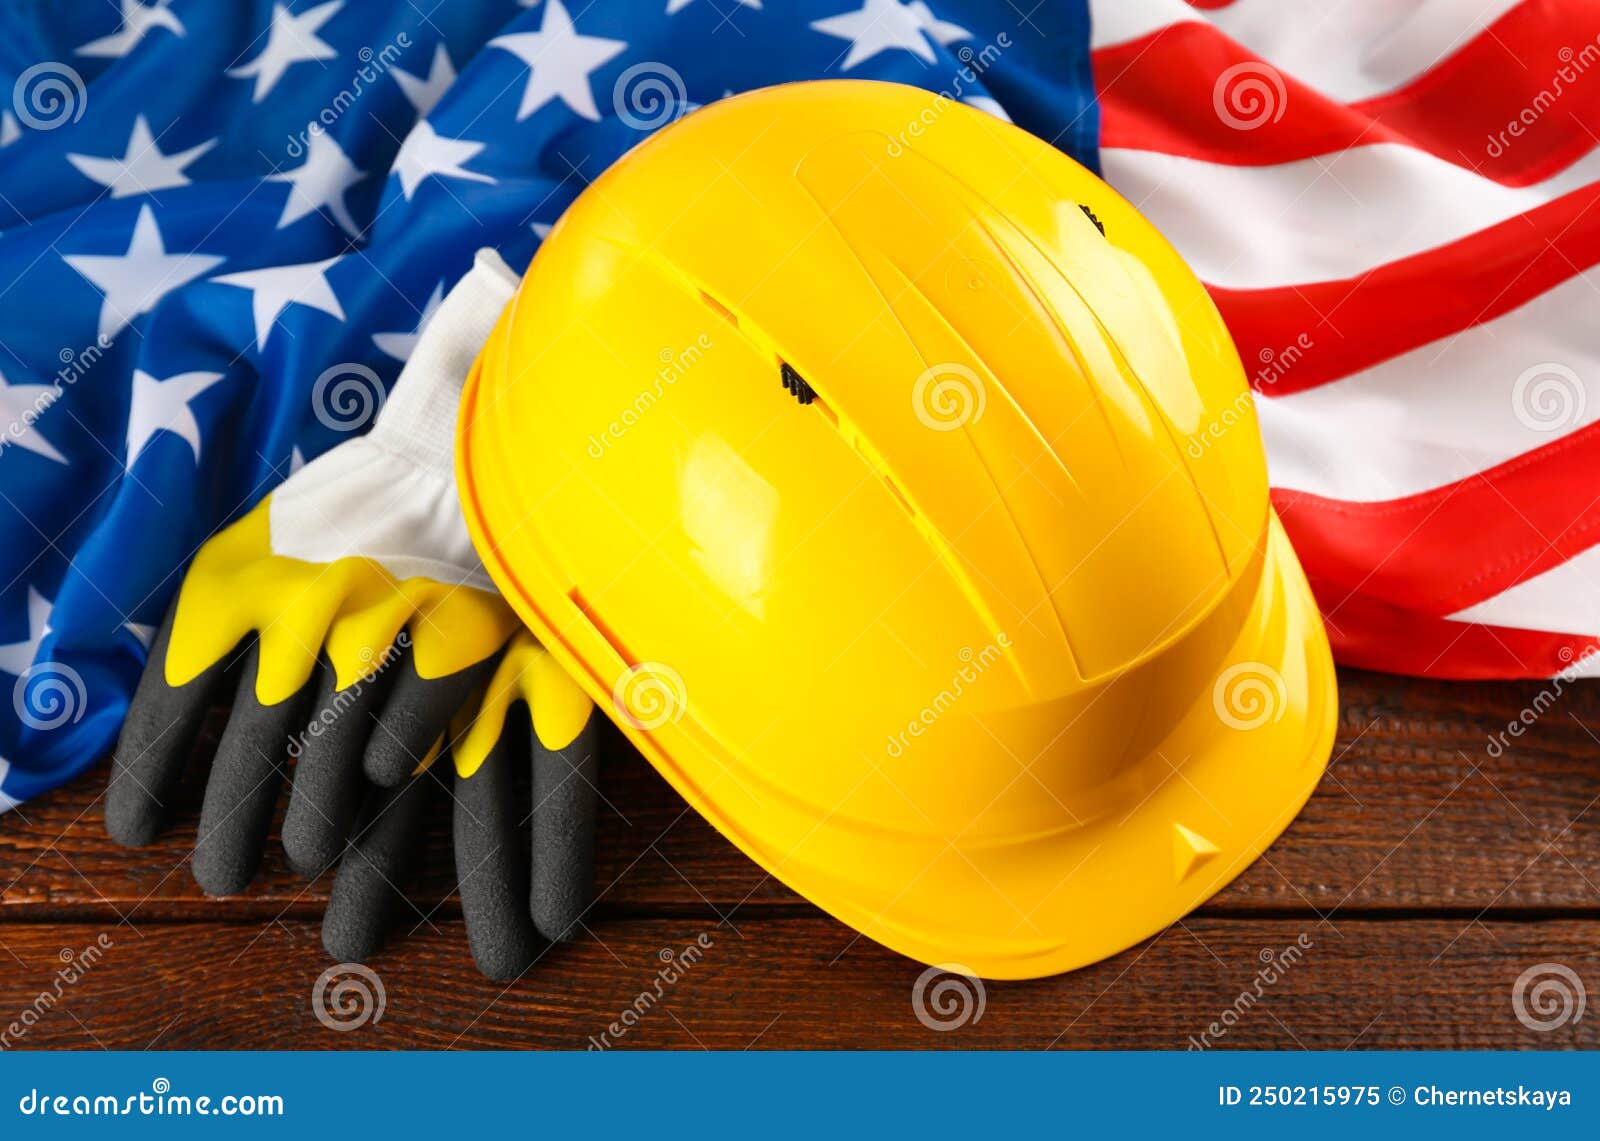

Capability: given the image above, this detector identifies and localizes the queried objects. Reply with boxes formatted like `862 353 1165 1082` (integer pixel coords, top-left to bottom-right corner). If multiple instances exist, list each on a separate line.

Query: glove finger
106 601 232 847
282 657 396 877
454 722 538 981
322 773 436 963
362 651 498 788
531 707 601 942
191 642 308 896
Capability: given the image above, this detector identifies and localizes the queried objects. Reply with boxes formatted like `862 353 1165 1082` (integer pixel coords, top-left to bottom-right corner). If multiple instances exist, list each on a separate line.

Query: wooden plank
3 669 1598 917
0 917 1594 1049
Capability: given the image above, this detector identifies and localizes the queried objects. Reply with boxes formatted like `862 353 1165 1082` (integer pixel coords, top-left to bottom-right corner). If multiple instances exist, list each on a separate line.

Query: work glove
318 627 601 978
105 250 601 978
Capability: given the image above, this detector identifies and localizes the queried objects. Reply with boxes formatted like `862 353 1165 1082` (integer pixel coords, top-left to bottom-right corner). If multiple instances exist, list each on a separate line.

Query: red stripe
1358 0 1600 187
1310 580 1599 680
1220 181 1600 396
1095 3 1600 185
1270 421 1600 617
1098 26 1388 164
1091 0 1600 681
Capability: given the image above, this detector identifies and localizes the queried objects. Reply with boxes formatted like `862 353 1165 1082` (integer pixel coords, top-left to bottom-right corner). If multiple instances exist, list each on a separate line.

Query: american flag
0 0 1588 812
0 0 1095 811
1092 0 1600 680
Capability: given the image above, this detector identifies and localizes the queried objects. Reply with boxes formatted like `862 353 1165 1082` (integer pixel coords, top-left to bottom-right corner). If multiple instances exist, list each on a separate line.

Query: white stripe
1087 0 1183 53
1565 651 1600 678
1255 269 1600 501
0 755 17 814
1449 545 1600 643
1090 0 1525 102
1103 144 1600 292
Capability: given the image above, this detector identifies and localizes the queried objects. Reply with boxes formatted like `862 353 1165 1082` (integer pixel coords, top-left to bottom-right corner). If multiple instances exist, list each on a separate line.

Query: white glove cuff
265 249 521 591
369 248 521 470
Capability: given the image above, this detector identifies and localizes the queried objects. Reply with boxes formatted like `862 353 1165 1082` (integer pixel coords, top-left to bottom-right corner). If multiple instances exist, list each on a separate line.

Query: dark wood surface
2 668 1597 1049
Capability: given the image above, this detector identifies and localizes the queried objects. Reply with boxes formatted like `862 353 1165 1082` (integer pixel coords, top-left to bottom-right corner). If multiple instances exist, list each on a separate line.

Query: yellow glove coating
165 500 519 705
453 632 596 778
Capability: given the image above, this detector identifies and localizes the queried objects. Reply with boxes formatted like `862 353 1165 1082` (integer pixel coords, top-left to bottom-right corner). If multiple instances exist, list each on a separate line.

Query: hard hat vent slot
699 290 738 327
780 362 817 405
878 471 915 517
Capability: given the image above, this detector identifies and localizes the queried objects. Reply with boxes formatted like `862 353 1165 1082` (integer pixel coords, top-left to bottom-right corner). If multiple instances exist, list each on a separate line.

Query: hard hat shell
457 80 1337 979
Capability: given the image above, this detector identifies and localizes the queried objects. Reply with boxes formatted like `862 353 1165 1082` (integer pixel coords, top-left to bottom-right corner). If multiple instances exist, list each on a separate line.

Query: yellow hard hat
457 80 1337 979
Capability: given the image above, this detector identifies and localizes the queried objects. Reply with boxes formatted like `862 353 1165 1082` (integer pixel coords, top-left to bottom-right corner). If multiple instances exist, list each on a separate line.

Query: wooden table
2 668 1596 1049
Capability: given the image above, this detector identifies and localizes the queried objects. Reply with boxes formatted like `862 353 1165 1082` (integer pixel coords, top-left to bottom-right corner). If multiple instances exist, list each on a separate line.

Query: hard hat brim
830 513 1339 978
699 511 1336 980
460 312 1337 976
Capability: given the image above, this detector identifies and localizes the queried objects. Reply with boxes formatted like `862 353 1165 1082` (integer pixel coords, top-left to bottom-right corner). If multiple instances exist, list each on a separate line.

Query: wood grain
3 670 1598 918
0 918 1594 1050
2 667 1597 1049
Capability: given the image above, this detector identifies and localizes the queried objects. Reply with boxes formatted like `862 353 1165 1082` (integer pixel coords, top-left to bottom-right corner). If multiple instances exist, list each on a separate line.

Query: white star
906 1 970 46
269 130 365 237
811 0 970 70
123 621 156 649
964 95 1009 121
289 445 307 473
489 0 627 122
126 368 225 466
371 283 443 362
63 205 225 340
391 120 494 200
391 43 457 117
531 221 553 240
66 116 216 199
1 112 19 148
0 368 69 464
667 0 761 12
214 256 344 349
0 587 52 676
77 0 185 59
228 1 342 103
0 756 17 814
